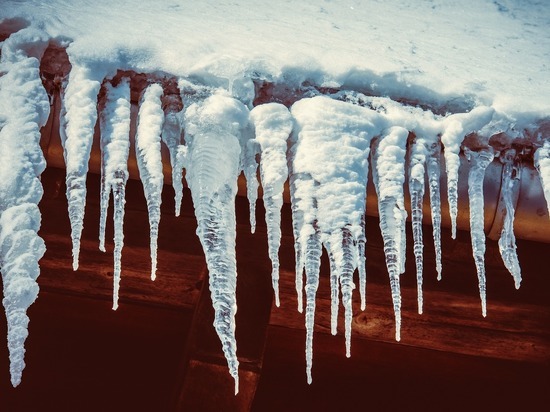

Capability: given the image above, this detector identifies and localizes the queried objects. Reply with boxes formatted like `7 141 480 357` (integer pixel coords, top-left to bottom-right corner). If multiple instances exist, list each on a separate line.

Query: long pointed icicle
498 149 521 289
0 28 50 387
408 135 429 314
161 98 186 216
441 107 494 239
465 147 495 317
534 139 550 218
372 126 409 342
289 171 306 313
98 79 131 309
135 83 165 284
303 229 322 384
249 103 293 307
427 140 443 280
184 93 250 395
291 96 379 370
60 64 103 270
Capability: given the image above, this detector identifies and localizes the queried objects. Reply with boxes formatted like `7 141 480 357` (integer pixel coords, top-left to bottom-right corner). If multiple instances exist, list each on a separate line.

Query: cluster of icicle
2 39 550 393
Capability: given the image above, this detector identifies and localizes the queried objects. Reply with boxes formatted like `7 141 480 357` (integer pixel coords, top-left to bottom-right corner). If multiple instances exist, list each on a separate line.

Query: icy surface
135 83 165 284
290 96 382 378
98 79 131 309
372 127 409 341
0 27 50 387
184 93 250 394
250 103 293 307
498 150 522 289
465 148 495 317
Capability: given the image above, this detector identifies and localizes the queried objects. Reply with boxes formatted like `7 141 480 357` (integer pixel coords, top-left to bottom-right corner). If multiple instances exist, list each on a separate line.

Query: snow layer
0 27 50 387
1 0 548 121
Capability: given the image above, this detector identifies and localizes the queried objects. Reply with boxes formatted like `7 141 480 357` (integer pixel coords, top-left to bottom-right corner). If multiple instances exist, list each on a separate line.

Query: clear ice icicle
408 135 429 314
427 140 443 280
498 150 521 289
184 93 250 394
534 139 550 218
465 147 495 317
303 229 322 384
98 79 131 309
161 105 186 216
249 103 293 307
289 171 306 313
243 137 260 233
60 64 103 270
135 83 165 284
0 28 50 387
372 126 409 341
290 96 378 372
441 107 494 239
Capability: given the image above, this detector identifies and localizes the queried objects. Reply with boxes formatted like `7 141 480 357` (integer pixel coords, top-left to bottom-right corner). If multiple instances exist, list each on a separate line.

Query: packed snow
1 0 549 393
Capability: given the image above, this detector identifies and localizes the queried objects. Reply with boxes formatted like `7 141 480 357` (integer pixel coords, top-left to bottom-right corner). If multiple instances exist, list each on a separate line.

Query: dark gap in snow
0 17 30 42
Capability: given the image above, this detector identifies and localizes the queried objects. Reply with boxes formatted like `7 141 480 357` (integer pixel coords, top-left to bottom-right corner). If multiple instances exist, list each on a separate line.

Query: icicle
289 171 306 313
161 108 186 216
427 140 443 280
0 28 50 387
98 79 131 309
249 103 293 307
303 228 322 384
60 64 103 270
408 134 429 314
465 147 495 317
184 93 250 395
290 96 379 375
357 215 367 311
534 139 550 218
135 83 165 285
327 249 339 335
243 138 260 233
372 126 409 341
441 107 494 239
498 149 522 289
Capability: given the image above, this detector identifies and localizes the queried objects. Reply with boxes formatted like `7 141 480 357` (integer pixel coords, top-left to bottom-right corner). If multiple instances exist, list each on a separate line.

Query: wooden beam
172 223 274 411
